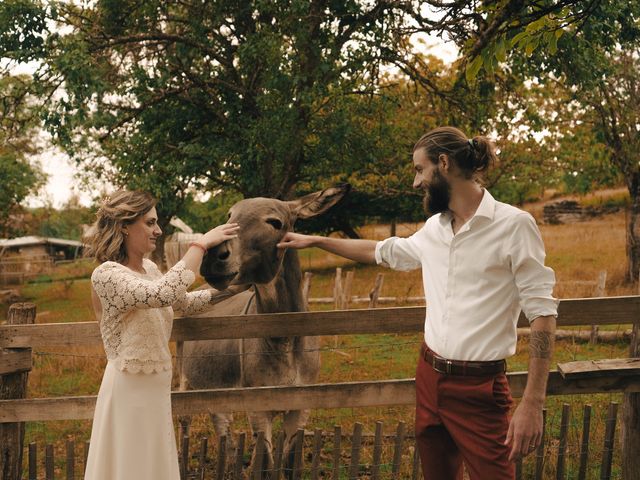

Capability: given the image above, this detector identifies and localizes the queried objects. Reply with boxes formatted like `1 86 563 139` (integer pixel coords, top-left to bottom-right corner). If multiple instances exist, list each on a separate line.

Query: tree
3 0 526 245
0 75 46 237
510 4 639 278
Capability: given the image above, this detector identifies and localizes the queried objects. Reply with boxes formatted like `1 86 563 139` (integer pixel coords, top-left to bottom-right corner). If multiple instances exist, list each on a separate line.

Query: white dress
84 259 221 480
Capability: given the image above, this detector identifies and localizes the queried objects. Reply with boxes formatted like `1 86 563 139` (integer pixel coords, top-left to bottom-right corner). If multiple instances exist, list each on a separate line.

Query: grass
1 203 637 478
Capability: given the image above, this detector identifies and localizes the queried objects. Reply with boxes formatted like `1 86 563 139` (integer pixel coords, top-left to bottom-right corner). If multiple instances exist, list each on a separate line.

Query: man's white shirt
375 189 558 361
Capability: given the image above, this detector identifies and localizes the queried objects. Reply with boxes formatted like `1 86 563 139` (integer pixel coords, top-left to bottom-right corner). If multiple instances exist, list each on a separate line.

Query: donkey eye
266 218 283 230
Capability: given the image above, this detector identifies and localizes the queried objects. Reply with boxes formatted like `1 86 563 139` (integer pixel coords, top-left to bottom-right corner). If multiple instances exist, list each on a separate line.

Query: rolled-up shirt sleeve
507 213 559 322
375 235 422 271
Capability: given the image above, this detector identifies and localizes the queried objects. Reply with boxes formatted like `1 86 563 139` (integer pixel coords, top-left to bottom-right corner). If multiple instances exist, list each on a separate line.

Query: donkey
181 184 349 473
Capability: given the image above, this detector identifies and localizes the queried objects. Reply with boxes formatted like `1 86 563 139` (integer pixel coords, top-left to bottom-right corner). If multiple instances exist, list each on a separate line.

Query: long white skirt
84 361 180 480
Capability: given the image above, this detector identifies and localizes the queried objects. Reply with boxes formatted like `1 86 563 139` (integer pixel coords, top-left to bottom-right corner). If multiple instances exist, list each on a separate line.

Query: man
277 126 557 479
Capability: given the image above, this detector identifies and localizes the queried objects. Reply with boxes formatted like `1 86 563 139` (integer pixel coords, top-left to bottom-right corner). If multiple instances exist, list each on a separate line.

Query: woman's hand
201 223 240 249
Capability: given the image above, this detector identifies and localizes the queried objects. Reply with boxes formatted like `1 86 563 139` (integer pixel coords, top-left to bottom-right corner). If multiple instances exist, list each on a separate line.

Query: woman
84 190 246 479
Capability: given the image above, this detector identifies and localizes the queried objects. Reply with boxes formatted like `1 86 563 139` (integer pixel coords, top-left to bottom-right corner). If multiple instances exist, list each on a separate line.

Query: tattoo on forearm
529 331 553 359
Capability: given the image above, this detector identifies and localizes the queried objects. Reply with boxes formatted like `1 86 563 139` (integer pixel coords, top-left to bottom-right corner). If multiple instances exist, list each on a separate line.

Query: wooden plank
301 272 312 311
0 302 35 480
28 442 36 480
253 431 265 480
348 422 363 480
176 341 187 391
590 270 607 344
0 348 32 375
368 273 384 308
558 358 640 379
292 429 304 480
271 431 284 480
310 429 322 480
622 316 640 480
309 295 424 304
181 434 190 480
333 268 342 311
45 444 54 480
343 271 354 310
391 421 405 479
233 432 246 480
2 372 640 423
556 403 570 480
215 436 224 480
600 402 619 480
66 439 75 480
83 441 89 474
199 437 208 480
2 296 638 348
578 404 591 480
411 442 420 480
534 409 547 480
371 421 383 480
332 425 341 480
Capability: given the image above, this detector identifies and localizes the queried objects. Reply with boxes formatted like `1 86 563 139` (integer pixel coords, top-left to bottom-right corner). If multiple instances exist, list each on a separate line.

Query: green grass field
1 205 636 478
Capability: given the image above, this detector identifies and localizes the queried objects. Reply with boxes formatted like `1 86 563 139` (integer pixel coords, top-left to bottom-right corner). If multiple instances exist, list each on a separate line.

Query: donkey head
200 185 349 289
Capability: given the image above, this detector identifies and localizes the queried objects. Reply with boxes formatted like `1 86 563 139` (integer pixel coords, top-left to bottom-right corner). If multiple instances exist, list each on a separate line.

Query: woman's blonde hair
84 190 157 264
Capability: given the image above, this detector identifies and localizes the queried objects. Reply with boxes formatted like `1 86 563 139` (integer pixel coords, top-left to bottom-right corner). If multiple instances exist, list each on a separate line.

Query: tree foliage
0 75 46 237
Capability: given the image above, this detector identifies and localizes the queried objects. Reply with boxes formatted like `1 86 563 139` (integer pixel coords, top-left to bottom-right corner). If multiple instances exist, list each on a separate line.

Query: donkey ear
287 184 351 220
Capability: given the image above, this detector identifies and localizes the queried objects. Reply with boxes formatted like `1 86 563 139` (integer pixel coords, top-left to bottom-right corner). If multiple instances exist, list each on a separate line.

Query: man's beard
422 169 451 216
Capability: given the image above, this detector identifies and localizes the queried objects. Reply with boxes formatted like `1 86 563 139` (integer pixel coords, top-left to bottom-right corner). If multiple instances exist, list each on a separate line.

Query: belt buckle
446 359 452 375
430 355 444 374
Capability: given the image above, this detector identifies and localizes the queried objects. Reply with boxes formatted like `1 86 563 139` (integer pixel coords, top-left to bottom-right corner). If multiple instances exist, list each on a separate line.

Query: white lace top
91 258 216 374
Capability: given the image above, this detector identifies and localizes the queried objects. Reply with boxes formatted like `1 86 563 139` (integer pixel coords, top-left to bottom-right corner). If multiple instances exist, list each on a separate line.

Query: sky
21 34 458 209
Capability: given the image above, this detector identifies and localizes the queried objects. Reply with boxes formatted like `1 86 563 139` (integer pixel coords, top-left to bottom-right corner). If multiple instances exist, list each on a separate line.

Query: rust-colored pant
415 346 515 480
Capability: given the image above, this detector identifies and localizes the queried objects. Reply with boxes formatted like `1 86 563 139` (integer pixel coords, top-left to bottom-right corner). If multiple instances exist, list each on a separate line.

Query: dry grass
3 207 635 478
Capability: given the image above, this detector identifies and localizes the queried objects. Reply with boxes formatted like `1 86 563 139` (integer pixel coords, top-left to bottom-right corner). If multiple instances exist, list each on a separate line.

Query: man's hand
277 232 317 250
506 315 555 462
505 400 543 461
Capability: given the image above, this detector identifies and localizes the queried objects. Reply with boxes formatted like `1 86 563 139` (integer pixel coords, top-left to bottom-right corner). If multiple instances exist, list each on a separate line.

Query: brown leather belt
421 344 506 376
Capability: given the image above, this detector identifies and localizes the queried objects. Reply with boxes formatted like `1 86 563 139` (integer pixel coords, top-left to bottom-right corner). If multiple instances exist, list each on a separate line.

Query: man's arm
277 232 378 264
505 314 556 462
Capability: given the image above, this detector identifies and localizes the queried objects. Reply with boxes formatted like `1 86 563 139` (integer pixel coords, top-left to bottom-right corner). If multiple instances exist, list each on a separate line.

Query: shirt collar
437 188 496 227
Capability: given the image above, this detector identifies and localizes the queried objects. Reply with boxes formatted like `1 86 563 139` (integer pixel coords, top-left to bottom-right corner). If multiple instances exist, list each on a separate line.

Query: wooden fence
11 403 625 480
1 296 639 479
0 256 53 286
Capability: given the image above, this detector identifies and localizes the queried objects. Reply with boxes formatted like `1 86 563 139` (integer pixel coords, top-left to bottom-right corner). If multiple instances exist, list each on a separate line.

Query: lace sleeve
91 260 196 314
172 290 213 316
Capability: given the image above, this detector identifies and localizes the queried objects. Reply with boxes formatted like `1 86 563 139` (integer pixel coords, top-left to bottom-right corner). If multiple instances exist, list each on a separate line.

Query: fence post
301 272 313 311
590 270 607 344
0 302 36 480
621 275 640 479
333 268 342 349
368 273 384 309
342 271 354 310
333 268 342 311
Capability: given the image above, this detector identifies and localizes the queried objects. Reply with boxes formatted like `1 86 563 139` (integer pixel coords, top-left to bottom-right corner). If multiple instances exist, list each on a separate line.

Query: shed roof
0 236 83 249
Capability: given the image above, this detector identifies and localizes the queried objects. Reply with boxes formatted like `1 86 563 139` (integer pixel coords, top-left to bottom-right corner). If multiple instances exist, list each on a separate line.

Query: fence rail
1 370 640 424
1 295 638 349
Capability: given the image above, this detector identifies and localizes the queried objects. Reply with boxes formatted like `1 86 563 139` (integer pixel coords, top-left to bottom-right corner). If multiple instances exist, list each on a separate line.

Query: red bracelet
189 242 207 253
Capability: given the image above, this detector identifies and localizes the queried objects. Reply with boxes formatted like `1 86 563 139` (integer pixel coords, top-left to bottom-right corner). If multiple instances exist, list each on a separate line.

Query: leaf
496 37 507 62
548 32 559 54
483 51 494 75
465 55 484 83
524 37 539 56
510 31 529 48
